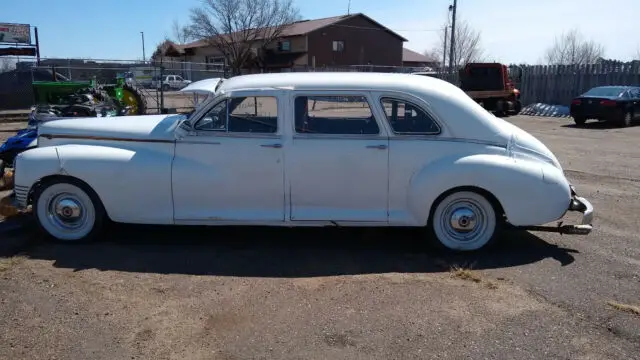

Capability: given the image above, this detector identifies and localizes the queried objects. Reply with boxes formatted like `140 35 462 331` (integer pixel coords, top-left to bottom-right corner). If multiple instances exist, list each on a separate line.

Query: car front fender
408 153 571 227
17 144 175 224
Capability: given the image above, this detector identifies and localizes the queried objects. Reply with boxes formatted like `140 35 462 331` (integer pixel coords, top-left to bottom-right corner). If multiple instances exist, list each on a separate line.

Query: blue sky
3 0 639 64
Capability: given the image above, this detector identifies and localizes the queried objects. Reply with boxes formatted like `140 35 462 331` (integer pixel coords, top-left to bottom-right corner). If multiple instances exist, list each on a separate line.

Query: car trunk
572 97 621 118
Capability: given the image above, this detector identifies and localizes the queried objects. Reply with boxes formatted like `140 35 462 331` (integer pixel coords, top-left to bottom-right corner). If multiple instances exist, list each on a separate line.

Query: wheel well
27 174 108 218
427 185 505 225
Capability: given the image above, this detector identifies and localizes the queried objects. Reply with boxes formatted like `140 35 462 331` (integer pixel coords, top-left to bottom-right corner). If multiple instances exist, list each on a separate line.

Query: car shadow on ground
16 224 579 277
562 121 627 129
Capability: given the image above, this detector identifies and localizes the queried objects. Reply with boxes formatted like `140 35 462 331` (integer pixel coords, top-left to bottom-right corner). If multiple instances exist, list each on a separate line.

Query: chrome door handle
366 144 387 150
260 143 282 148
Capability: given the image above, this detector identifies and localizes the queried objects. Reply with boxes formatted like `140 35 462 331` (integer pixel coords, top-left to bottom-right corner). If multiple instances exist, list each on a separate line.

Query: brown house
155 13 408 74
402 48 439 69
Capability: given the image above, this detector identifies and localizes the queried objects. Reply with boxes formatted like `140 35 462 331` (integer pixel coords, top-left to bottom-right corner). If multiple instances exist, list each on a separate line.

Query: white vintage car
4 72 593 251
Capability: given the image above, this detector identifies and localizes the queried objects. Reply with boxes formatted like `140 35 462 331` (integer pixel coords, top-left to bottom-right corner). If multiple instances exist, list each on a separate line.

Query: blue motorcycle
0 126 38 175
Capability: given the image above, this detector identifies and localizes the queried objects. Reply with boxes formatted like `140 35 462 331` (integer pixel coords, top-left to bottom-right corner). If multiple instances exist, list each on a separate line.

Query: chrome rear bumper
518 186 594 235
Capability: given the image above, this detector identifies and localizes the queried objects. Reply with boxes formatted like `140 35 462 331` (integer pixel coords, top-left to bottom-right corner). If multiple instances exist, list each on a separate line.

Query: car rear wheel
33 178 105 242
573 117 586 126
429 191 501 252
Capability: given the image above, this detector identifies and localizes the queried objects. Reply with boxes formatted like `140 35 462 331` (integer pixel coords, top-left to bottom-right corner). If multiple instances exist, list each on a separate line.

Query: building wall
306 16 404 67
264 35 307 52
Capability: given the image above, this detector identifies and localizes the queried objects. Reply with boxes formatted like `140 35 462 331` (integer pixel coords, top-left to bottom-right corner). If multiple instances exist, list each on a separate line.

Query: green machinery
32 75 147 116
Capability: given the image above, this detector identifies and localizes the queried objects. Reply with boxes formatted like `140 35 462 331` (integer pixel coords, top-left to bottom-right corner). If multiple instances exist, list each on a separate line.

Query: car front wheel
429 191 500 251
619 111 632 127
33 178 105 242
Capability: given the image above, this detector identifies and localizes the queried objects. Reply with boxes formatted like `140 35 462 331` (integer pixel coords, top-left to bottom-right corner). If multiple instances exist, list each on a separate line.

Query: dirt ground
0 116 639 360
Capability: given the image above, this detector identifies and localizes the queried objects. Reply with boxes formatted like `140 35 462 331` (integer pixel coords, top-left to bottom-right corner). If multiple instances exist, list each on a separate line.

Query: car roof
217 72 458 95
591 85 635 89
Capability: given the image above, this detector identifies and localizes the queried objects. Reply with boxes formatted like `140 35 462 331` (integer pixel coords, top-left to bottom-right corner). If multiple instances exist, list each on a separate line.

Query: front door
287 93 389 222
172 92 285 223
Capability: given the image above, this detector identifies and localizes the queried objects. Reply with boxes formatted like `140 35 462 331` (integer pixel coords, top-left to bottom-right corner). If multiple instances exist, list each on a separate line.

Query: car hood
180 78 223 95
37 114 186 142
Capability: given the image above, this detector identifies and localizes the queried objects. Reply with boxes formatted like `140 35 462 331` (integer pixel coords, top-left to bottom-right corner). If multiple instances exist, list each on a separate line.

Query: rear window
583 87 626 97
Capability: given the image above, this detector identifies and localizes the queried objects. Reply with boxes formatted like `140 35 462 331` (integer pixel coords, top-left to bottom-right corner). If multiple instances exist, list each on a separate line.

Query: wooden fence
516 63 640 106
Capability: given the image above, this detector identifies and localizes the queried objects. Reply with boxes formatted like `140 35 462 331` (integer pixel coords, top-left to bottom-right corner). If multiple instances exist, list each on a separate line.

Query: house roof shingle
178 13 407 50
402 48 435 63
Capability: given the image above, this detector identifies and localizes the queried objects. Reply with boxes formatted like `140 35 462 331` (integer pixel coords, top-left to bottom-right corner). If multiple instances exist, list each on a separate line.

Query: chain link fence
3 56 635 118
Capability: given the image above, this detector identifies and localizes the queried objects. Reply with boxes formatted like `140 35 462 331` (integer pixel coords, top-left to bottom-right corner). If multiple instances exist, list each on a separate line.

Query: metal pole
141 32 146 63
347 0 351 14
442 26 448 76
34 26 41 66
448 0 457 75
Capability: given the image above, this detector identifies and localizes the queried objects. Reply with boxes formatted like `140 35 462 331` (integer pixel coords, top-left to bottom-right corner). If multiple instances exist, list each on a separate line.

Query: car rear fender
408 153 570 226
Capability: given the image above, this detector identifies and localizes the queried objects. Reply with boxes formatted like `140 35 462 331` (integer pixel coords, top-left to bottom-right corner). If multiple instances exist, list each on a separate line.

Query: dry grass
0 255 25 272
607 301 640 316
449 265 499 289
450 265 482 283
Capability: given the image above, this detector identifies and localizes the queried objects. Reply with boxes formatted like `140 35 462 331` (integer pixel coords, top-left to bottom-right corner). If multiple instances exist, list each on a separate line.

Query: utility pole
347 0 351 15
441 26 448 76
448 0 457 75
141 31 146 63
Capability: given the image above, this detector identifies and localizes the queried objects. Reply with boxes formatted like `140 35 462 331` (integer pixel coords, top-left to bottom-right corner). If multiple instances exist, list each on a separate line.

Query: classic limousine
4 72 593 251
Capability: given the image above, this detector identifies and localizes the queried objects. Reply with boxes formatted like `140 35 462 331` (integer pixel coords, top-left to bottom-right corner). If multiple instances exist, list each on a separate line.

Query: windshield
583 87 626 97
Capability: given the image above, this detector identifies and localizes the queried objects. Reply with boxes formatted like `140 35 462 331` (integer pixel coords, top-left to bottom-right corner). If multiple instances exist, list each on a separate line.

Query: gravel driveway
0 116 638 360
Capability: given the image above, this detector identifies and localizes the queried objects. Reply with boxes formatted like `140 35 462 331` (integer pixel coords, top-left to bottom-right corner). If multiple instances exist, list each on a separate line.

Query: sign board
0 47 36 56
0 23 31 44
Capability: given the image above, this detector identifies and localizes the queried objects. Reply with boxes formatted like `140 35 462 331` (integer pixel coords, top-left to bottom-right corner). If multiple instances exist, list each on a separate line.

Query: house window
294 95 379 135
278 40 291 52
332 41 345 52
205 56 226 71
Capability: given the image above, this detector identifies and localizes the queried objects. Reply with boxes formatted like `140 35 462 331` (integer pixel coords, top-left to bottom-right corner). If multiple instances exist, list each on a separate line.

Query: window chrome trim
292 133 387 141
379 96 442 136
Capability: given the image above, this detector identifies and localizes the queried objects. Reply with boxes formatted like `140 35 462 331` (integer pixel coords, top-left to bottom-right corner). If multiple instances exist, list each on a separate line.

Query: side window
195 96 278 133
228 96 278 133
294 95 379 135
195 100 227 131
380 98 440 135
631 88 640 99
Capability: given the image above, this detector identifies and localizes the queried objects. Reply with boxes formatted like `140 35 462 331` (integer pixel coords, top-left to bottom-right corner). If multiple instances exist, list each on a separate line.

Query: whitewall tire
33 179 105 242
430 191 500 251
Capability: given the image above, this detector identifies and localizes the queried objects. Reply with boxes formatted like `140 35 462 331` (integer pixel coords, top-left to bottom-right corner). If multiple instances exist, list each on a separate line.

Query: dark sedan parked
569 86 640 127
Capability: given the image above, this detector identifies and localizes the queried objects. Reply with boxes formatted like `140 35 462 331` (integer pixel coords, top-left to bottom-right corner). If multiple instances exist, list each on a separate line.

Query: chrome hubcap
441 200 487 242
48 194 86 230
450 207 477 233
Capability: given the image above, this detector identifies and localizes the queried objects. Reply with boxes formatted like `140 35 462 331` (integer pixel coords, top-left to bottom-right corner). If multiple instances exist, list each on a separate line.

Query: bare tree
186 0 300 75
545 29 604 65
172 20 192 44
432 20 485 68
421 50 439 63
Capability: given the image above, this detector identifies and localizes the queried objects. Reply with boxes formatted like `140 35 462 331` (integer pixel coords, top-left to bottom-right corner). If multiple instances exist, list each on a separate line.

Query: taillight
600 100 616 106
571 99 581 105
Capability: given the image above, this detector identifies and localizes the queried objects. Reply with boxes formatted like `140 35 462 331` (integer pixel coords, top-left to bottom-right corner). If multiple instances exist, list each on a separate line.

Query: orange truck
458 63 522 116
